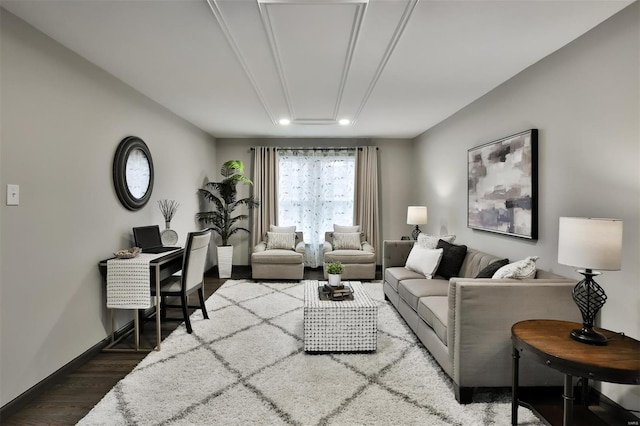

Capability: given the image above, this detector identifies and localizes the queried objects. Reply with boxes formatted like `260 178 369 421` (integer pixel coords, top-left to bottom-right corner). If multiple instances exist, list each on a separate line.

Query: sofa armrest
382 240 414 271
448 277 581 387
295 241 305 253
323 241 333 254
253 242 267 253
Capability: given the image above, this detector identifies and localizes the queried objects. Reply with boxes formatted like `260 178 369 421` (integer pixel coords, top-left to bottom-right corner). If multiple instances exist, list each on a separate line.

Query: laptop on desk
132 225 180 253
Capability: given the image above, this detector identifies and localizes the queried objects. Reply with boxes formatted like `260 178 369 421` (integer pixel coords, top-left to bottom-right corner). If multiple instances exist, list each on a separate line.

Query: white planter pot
328 273 342 287
217 245 233 278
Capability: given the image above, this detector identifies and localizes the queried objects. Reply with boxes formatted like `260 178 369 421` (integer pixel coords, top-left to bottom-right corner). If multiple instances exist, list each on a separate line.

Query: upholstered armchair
251 227 305 280
323 226 376 280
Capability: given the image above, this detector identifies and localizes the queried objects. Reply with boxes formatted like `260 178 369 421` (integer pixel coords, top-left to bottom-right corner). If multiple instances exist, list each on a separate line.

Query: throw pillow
334 224 360 233
417 233 456 249
332 232 362 250
475 258 510 278
270 225 296 233
405 246 443 279
266 232 295 250
435 239 468 279
493 256 539 279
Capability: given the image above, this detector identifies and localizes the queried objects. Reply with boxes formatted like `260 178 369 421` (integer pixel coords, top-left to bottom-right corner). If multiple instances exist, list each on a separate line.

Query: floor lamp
407 206 427 240
557 217 623 345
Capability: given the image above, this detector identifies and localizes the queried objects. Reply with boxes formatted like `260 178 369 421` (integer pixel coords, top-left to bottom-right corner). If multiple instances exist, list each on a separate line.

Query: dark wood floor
2 268 636 425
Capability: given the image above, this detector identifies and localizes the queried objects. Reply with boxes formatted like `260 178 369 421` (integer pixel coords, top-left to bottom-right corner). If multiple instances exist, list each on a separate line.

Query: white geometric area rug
79 280 543 426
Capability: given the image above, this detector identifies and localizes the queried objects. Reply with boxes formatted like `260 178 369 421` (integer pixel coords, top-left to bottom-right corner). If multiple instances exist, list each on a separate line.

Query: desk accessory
558 217 623 345
114 247 142 259
158 199 179 245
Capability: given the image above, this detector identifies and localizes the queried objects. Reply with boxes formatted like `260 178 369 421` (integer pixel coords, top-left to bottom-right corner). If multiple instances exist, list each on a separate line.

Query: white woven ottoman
303 280 378 352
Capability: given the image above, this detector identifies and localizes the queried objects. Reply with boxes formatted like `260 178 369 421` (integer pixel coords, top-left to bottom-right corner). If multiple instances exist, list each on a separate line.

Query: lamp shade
558 217 623 271
407 206 428 225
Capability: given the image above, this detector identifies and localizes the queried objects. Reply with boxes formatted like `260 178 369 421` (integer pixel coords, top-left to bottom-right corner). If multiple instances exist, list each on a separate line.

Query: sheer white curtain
278 148 356 267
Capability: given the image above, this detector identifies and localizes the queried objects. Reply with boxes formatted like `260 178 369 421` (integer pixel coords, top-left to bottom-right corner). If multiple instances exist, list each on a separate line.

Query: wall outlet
7 184 19 206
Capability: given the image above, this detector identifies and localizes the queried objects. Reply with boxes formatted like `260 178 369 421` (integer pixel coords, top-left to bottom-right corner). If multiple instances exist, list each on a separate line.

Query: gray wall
215 138 414 265
412 3 639 410
0 11 217 406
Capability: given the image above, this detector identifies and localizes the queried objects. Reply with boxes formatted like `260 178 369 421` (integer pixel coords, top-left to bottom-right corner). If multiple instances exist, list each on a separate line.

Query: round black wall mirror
113 136 154 210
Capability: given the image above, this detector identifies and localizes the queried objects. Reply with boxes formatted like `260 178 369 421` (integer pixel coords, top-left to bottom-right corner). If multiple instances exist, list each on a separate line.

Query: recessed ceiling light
279 118 291 125
338 118 351 126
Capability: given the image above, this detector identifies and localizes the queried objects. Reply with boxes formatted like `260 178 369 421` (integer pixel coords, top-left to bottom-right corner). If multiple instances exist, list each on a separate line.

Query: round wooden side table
511 319 640 426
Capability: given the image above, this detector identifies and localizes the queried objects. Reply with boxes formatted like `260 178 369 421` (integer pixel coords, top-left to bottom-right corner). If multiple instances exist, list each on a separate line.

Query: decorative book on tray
318 283 354 301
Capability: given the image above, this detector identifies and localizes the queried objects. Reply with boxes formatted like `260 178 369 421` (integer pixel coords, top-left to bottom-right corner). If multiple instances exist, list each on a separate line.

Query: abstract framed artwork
468 129 538 240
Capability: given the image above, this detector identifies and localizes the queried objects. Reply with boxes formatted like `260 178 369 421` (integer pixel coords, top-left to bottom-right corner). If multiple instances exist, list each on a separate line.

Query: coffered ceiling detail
1 0 633 138
207 0 418 126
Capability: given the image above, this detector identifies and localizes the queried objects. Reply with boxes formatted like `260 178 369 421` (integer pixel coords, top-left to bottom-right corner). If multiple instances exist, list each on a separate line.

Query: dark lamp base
571 327 607 346
411 225 421 240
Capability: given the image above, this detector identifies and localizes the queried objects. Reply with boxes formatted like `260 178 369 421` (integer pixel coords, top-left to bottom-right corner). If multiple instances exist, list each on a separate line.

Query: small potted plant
326 261 344 287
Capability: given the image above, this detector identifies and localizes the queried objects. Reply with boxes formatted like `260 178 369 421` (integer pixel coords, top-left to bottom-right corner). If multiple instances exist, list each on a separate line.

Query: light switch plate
7 184 19 205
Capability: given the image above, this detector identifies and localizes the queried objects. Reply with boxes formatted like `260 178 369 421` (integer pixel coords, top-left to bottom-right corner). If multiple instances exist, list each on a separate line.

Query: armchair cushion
251 249 303 264
334 224 360 233
266 232 295 250
324 249 375 265
270 225 296 233
332 232 362 250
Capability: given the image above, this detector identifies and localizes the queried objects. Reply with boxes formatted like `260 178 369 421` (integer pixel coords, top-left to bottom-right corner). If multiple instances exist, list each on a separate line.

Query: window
278 149 355 267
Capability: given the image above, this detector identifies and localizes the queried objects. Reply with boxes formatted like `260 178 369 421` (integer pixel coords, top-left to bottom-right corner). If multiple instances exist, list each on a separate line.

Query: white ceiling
2 0 633 139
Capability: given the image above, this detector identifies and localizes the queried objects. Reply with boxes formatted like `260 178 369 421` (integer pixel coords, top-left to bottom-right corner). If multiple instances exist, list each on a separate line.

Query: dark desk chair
152 229 211 334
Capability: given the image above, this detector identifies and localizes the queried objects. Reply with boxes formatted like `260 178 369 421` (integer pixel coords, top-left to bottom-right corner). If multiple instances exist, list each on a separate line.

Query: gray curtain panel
355 146 380 262
251 147 278 247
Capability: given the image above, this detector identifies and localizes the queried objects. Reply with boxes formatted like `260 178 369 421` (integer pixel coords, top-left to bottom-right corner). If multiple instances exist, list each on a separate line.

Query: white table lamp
558 217 623 345
407 206 428 240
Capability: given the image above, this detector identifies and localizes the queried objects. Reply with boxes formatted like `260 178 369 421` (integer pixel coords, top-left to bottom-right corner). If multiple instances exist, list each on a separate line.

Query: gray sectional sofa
382 239 581 403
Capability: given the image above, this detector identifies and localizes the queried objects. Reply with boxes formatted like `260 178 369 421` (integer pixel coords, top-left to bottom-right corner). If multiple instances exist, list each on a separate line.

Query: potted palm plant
326 261 344 288
196 160 259 278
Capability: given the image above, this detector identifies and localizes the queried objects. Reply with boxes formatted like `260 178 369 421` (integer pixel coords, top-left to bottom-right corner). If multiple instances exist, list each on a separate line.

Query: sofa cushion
493 256 539 279
435 240 468 279
475 258 510 278
405 246 443 278
324 249 375 264
398 278 449 311
251 249 303 264
417 233 456 249
266 232 295 250
332 232 362 250
417 296 448 346
459 248 503 278
385 267 424 292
